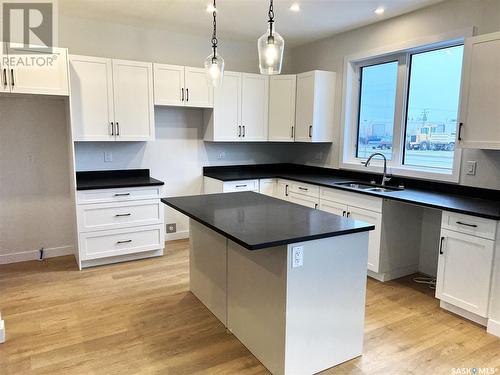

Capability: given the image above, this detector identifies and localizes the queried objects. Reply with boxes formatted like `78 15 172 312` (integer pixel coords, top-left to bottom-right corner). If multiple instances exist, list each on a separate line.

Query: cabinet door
213 71 241 141
294 71 315 142
288 192 318 209
153 63 185 106
69 55 115 141
268 75 296 141
319 200 347 217
436 229 494 317
459 32 500 149
8 45 69 95
259 179 276 197
348 206 382 273
275 180 290 201
241 73 269 141
112 59 155 141
184 66 213 108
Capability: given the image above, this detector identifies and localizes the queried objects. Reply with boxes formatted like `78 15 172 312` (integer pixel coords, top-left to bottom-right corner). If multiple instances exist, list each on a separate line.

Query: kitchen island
162 192 374 375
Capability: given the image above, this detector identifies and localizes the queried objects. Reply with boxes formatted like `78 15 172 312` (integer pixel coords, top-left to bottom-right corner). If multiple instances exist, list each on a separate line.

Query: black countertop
162 192 374 250
76 169 164 190
204 164 500 220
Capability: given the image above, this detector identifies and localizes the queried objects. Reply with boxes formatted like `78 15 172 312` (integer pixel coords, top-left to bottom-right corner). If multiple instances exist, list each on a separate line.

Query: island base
189 219 369 375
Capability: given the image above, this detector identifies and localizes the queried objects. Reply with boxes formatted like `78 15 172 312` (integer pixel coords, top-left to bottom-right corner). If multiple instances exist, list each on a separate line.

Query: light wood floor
1 239 498 374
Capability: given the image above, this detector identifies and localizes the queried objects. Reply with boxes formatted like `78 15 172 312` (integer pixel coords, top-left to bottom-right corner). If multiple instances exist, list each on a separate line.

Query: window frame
340 29 473 183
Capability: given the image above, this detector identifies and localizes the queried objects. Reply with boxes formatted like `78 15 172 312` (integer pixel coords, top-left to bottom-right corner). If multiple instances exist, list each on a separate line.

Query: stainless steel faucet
365 152 392 186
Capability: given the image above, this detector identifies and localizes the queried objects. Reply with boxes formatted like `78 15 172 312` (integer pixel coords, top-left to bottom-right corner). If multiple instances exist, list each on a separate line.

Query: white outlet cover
104 151 113 162
292 246 304 268
466 161 477 175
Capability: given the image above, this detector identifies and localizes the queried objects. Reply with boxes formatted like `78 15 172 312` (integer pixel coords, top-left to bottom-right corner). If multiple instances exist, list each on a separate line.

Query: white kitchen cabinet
76 185 165 269
436 211 497 319
458 31 500 149
204 71 269 142
0 47 8 93
1 43 69 96
241 73 269 141
259 179 276 197
288 192 318 209
295 70 336 143
319 200 346 217
70 55 154 141
112 59 154 141
268 75 296 142
154 64 213 108
203 177 259 194
275 179 291 201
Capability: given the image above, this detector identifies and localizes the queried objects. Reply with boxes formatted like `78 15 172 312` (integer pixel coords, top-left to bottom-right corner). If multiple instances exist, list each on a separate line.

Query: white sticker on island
292 246 304 268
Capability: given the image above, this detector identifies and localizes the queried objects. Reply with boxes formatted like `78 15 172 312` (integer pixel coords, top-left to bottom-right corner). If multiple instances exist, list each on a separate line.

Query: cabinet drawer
442 211 497 240
289 181 319 198
79 225 164 260
77 200 163 232
288 192 319 209
320 187 382 213
77 186 163 204
223 180 259 192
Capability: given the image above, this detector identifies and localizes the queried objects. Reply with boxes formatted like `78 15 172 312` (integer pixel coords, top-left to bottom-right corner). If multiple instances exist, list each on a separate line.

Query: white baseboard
80 249 163 269
440 301 487 326
166 230 189 241
367 264 418 282
0 245 74 265
487 319 500 338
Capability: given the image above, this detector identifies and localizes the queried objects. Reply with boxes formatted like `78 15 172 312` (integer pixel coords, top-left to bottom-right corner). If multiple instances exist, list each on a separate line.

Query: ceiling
59 0 444 47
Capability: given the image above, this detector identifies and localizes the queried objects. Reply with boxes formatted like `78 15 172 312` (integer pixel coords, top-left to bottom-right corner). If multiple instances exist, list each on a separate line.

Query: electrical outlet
166 223 177 233
217 151 226 160
466 161 477 175
292 246 304 268
104 151 113 162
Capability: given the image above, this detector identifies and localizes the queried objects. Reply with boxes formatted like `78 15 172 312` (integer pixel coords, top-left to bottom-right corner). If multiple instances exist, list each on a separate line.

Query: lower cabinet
288 192 318 209
203 177 259 194
259 179 276 197
76 186 165 268
436 212 497 318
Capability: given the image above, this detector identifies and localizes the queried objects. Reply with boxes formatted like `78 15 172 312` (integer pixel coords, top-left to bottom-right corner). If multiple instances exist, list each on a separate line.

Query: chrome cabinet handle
298 187 308 191
439 236 445 255
238 126 241 137
242 125 246 137
456 221 477 228
285 184 289 196
308 125 312 138
186 88 189 101
458 122 463 141
10 69 14 87
116 122 120 136
235 185 248 188
115 213 131 217
110 122 114 136
291 126 294 139
116 239 132 244
181 88 184 101
114 193 130 197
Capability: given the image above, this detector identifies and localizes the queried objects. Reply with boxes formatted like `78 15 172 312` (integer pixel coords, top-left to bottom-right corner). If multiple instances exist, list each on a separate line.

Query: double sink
335 181 403 193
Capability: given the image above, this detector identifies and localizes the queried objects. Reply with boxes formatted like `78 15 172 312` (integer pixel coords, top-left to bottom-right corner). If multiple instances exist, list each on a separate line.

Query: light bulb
265 43 278 66
204 52 225 87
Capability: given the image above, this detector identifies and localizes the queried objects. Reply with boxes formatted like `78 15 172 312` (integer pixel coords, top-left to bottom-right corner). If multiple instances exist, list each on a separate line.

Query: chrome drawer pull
115 213 131 217
114 193 130 197
456 221 478 228
116 239 132 244
235 185 248 188
298 187 308 191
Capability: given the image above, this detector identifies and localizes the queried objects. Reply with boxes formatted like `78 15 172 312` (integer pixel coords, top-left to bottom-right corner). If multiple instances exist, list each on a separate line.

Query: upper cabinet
0 43 69 96
154 64 213 108
458 31 500 150
204 71 269 142
70 55 154 142
268 75 296 142
295 70 336 143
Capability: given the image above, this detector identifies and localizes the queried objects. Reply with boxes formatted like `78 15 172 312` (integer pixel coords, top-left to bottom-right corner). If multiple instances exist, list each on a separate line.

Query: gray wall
290 0 500 190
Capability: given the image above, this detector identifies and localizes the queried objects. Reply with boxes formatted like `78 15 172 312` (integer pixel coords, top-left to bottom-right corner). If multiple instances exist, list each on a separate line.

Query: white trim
487 319 500 338
166 230 189 241
440 300 488 326
0 245 74 265
340 28 474 183
80 248 163 269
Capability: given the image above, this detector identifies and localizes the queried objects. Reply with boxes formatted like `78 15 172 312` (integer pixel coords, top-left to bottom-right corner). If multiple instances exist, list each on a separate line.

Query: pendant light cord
268 0 275 36
211 0 218 62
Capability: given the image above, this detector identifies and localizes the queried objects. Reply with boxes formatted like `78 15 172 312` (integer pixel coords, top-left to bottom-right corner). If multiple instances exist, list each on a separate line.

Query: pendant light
204 0 224 87
257 0 284 75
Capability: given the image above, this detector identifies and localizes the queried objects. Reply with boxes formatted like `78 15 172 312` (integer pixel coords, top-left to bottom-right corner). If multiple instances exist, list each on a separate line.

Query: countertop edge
76 180 165 191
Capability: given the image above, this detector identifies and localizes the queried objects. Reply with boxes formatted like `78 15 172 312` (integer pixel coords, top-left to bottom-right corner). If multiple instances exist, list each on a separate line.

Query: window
403 45 464 170
343 37 467 182
356 61 398 160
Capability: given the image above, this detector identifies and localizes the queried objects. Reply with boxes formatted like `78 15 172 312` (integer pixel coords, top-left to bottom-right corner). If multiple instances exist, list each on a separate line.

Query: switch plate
466 161 477 175
166 223 177 233
104 151 113 162
292 246 304 268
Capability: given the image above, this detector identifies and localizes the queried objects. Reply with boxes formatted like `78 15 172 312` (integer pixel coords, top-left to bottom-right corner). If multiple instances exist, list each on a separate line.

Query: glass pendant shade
258 26 284 75
204 52 224 87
